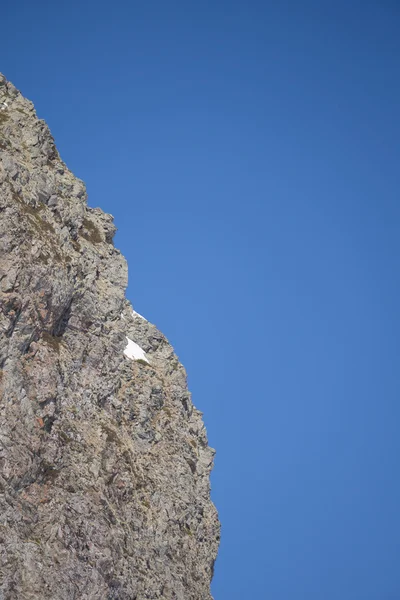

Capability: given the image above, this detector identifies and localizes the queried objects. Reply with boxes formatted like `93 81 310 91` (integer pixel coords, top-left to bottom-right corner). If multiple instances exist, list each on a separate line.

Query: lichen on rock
0 72 220 600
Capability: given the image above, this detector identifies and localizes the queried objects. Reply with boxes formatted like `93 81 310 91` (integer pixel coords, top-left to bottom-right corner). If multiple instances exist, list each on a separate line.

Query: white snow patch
123 337 150 364
132 309 147 321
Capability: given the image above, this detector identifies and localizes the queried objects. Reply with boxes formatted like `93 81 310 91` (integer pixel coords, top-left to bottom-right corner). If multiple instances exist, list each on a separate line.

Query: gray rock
0 73 219 599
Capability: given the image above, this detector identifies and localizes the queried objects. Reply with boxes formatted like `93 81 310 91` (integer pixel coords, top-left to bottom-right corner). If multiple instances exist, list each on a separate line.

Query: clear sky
2 2 400 598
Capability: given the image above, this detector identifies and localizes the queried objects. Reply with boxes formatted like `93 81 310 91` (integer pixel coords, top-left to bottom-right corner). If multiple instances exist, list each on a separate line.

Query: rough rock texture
0 74 219 599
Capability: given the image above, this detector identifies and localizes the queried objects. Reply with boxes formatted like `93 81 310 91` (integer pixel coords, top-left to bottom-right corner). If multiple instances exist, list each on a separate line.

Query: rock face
0 74 219 599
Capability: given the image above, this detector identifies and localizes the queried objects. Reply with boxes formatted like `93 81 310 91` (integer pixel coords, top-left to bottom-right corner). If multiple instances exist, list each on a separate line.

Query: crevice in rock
53 297 73 337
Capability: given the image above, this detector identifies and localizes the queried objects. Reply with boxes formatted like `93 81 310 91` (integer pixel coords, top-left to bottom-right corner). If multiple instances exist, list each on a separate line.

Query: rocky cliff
0 74 219 600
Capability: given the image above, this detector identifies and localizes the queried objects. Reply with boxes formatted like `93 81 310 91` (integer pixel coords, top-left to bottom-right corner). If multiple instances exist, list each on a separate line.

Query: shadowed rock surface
0 73 219 600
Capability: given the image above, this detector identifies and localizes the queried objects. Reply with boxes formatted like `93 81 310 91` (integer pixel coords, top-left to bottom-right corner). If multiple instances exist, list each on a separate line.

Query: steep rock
0 74 219 600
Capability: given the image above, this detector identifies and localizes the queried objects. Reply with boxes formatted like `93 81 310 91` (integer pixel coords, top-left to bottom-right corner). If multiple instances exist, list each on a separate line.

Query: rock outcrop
0 74 219 599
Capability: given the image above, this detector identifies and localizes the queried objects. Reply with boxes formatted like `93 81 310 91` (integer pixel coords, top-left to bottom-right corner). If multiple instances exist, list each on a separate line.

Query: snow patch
132 309 147 321
123 337 150 364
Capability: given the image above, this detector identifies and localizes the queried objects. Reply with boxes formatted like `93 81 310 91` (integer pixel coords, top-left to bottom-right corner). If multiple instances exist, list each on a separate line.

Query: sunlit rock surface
0 73 219 600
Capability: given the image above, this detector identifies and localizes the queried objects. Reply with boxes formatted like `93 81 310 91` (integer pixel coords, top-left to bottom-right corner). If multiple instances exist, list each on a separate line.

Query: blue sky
3 2 400 598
